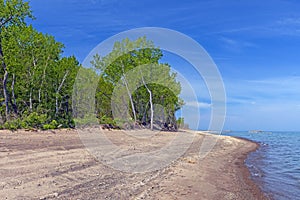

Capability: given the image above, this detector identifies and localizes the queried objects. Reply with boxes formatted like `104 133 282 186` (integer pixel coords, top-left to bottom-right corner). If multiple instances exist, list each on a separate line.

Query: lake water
223 131 300 200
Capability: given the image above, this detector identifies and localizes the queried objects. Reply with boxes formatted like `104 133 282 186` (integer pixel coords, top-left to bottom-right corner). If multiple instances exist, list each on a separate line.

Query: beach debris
39 192 59 200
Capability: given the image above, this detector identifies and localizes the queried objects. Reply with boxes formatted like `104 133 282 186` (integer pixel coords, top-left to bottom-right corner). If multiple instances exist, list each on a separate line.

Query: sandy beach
0 129 268 200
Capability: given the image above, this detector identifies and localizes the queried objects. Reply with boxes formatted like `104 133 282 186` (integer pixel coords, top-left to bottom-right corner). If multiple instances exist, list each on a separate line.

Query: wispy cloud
224 76 300 130
208 26 259 35
219 36 258 52
276 17 300 26
226 76 300 104
211 23 300 38
215 16 300 38
185 101 212 108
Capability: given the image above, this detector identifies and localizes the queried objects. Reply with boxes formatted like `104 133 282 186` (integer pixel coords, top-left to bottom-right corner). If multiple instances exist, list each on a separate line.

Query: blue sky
28 0 300 131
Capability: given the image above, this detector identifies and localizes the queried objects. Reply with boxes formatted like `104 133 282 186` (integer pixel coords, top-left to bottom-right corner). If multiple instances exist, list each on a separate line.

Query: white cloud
185 101 212 108
223 76 300 131
276 17 300 26
226 76 300 103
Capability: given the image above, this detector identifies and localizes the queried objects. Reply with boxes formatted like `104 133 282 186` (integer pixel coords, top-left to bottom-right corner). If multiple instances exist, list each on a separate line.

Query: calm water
223 131 300 200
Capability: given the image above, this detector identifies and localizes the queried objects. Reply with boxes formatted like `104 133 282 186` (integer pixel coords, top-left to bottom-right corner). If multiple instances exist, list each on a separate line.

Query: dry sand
0 129 268 200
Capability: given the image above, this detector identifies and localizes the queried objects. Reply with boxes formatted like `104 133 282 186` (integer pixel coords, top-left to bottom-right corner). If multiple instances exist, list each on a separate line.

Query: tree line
0 0 184 131
0 0 79 129
90 37 184 131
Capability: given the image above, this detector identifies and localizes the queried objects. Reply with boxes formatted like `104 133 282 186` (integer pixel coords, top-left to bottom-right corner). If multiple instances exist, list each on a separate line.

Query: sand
0 129 268 199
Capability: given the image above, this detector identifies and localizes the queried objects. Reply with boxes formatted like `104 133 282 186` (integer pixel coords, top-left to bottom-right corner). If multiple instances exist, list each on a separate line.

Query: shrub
22 112 47 129
100 115 116 125
73 114 98 127
176 117 184 128
42 120 58 130
3 119 22 131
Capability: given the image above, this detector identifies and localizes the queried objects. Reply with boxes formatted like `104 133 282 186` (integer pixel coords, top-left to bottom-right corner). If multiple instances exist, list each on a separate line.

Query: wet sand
0 129 268 199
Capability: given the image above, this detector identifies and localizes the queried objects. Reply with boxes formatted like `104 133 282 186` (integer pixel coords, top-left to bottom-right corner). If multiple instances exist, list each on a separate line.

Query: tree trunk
38 56 50 103
142 101 149 124
3 69 9 119
56 71 69 115
141 73 153 131
29 88 33 112
29 56 37 112
120 62 137 124
0 40 10 121
161 96 165 123
122 76 137 123
11 73 18 115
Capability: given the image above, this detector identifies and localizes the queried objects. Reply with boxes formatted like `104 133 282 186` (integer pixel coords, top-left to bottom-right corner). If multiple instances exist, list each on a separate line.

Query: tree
2 22 79 128
51 56 79 119
0 0 33 121
72 67 98 119
140 70 154 130
95 75 114 119
3 25 63 113
92 37 162 126
92 37 183 130
0 1 82 130
131 64 183 131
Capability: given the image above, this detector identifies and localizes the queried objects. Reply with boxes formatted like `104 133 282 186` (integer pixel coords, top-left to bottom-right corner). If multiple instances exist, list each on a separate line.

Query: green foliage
72 67 98 119
73 114 98 127
100 115 116 125
176 117 189 129
0 1 80 129
114 118 134 129
0 1 183 131
0 0 34 29
3 118 22 131
0 114 74 130
91 37 183 129
21 112 47 129
177 117 184 128
42 120 58 130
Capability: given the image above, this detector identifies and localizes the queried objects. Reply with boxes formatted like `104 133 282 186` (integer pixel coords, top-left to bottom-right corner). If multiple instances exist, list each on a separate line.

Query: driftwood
101 121 178 132
101 124 121 130
161 122 178 132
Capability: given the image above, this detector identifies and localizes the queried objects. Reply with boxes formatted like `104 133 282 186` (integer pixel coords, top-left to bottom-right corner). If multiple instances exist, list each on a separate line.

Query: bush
55 115 76 129
22 112 47 129
0 111 78 130
42 120 58 130
100 115 116 125
0 112 76 130
114 118 134 129
3 119 22 131
73 114 98 127
176 117 184 128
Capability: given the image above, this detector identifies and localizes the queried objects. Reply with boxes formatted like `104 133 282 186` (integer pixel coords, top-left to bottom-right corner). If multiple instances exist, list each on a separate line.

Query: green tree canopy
0 0 33 121
91 37 183 131
0 1 80 129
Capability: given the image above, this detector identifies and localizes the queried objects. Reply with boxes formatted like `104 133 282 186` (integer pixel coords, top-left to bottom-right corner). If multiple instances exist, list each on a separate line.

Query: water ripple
225 131 300 200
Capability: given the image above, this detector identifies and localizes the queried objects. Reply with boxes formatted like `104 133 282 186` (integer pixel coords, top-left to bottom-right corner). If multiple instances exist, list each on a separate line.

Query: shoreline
194 131 269 200
228 135 270 200
0 129 269 199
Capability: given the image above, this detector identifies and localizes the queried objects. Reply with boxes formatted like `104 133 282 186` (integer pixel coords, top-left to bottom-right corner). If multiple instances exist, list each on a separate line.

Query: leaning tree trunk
38 56 50 103
146 85 153 131
121 61 137 124
141 73 153 131
29 88 33 112
3 69 9 120
55 71 69 116
0 40 10 121
122 76 137 123
11 73 18 115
